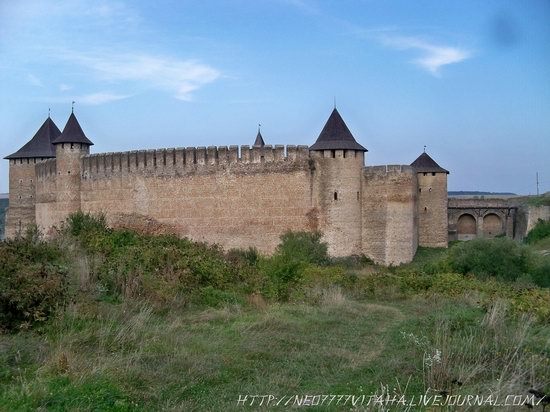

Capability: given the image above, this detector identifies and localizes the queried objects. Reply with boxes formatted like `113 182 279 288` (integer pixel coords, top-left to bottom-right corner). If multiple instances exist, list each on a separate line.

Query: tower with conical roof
411 150 449 247
52 111 94 222
4 116 61 237
253 126 265 147
310 108 367 256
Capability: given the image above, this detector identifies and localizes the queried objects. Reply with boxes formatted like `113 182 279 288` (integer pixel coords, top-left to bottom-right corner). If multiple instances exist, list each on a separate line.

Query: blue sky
1 0 549 194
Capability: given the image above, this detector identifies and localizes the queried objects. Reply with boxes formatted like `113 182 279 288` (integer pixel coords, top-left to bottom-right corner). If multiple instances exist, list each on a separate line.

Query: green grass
532 236 550 252
1 294 548 411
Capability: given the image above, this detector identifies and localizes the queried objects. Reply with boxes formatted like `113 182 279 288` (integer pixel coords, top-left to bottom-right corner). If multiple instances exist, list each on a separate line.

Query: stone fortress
5 108 452 265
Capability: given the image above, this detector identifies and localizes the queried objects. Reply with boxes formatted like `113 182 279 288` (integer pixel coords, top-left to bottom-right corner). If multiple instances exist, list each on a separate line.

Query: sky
0 0 549 195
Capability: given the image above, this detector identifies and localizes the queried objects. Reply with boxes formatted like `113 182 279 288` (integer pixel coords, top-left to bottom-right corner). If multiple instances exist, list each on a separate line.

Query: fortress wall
79 145 313 253
5 159 39 237
526 205 550 233
362 165 418 265
81 145 308 179
35 158 60 233
417 172 448 247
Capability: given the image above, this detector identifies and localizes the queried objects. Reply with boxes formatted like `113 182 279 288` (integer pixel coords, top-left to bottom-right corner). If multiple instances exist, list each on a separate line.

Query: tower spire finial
71 101 75 113
48 108 51 118
423 145 426 153
334 96 336 110
258 123 261 133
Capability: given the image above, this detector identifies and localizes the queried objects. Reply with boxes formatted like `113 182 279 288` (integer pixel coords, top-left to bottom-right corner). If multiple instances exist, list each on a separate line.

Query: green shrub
275 231 329 266
524 219 550 244
0 227 68 331
65 211 107 237
448 238 532 282
226 247 259 267
260 255 306 301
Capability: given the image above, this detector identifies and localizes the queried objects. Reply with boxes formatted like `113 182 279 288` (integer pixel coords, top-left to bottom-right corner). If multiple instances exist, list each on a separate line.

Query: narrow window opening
68 170 71 175
424 207 428 211
429 188 432 192
71 143 74 149
260 155 265 162
423 172 427 176
331 150 336 158
431 172 436 176
357 191 360 200
419 188 422 193
62 143 65 149
343 151 347 158
334 192 338 201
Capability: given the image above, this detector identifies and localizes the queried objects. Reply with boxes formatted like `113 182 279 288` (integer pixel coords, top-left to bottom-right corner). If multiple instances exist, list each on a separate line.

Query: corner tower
411 151 449 247
52 112 93 223
310 108 367 256
4 116 60 237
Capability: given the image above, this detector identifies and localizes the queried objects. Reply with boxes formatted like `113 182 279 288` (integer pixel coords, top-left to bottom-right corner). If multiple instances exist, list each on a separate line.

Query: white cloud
32 91 130 105
77 92 131 105
61 52 221 101
27 73 43 87
380 35 472 76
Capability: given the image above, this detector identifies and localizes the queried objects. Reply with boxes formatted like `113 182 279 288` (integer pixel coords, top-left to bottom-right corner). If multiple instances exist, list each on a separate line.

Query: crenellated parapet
36 158 57 181
364 164 415 175
81 145 311 179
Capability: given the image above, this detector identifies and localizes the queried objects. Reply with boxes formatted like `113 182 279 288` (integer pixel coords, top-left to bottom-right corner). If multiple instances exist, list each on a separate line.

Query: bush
524 219 550 244
448 238 533 282
65 211 107 238
259 231 331 301
0 227 68 331
275 231 329 266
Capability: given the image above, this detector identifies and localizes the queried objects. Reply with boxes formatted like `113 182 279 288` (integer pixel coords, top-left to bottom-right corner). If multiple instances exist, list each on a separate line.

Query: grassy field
2 294 548 411
1 215 549 411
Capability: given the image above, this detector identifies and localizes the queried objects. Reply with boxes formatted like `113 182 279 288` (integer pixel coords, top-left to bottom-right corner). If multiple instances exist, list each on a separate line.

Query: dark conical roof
4 117 61 159
310 108 367 151
52 112 94 145
411 152 449 174
253 130 265 147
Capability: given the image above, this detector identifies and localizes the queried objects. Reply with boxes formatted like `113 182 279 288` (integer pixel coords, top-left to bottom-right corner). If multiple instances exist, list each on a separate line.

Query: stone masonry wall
5 159 38 237
417 172 448 247
311 150 363 257
35 158 59 233
77 145 314 253
362 165 418 265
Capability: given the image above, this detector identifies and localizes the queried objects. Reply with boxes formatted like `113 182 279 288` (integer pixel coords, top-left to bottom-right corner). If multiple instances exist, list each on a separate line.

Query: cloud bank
63 53 221 101
380 35 472 76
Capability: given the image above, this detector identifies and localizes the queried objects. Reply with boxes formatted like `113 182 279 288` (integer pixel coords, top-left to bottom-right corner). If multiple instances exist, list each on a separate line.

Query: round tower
310 108 367 257
411 151 449 248
52 111 93 223
3 116 60 237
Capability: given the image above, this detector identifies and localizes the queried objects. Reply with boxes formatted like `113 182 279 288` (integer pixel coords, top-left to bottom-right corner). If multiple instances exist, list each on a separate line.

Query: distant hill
449 191 517 197
0 197 8 240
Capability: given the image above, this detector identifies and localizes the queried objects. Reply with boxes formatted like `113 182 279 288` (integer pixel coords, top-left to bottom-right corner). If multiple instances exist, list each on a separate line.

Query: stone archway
483 213 504 238
457 213 477 241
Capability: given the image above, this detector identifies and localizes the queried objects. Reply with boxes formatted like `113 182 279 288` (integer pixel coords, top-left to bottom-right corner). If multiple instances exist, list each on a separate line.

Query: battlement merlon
80 145 311 178
364 165 415 175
